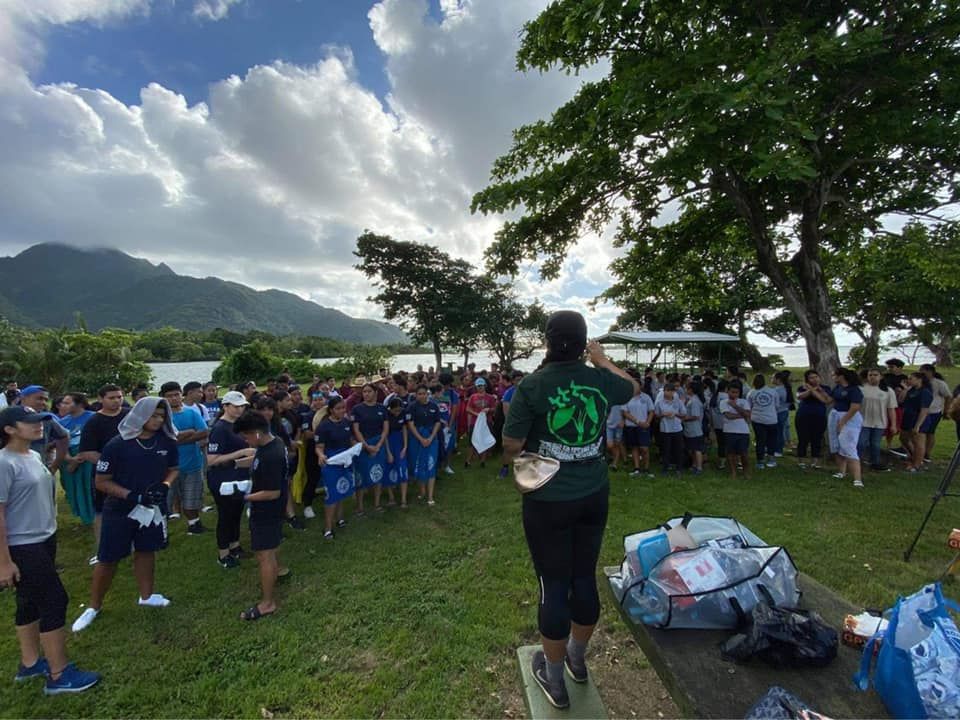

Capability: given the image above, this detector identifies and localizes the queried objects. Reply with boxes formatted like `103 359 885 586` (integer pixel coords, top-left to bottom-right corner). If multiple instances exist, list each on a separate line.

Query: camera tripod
904 441 960 562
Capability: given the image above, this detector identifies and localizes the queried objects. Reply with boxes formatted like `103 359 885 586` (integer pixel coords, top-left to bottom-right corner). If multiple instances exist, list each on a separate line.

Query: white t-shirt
606 404 624 430
719 397 752 434
930 378 952 414
683 396 704 438
623 394 654 428
861 385 897 429
747 386 778 425
654 396 685 433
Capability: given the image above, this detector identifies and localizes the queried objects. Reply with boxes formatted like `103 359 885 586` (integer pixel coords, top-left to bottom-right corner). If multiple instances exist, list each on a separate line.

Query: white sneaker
444 466 455 475
201 505 215 513
303 506 316 519
138 593 171 608
72 608 99 633
853 479 864 488
773 452 783 458
766 461 777 468
168 513 181 521
87 555 98 566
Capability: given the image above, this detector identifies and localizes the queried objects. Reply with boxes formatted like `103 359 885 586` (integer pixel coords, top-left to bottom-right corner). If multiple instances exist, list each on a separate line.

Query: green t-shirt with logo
503 361 635 501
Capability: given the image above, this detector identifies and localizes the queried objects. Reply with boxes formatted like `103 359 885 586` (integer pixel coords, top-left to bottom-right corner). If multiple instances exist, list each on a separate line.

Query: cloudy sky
0 0 639 335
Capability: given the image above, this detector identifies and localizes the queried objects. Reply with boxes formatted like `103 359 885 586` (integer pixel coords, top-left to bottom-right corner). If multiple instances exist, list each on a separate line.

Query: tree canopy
473 1 960 376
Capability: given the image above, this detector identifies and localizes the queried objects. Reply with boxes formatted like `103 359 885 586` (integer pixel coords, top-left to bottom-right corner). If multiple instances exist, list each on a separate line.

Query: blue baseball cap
475 378 487 386
20 385 47 397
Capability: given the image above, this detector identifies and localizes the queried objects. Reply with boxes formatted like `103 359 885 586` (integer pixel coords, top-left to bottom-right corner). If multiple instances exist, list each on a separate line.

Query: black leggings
522 487 608 641
210 483 245 551
752 422 778 462
796 413 826 459
302 438 321 508
714 428 726 457
10 535 68 632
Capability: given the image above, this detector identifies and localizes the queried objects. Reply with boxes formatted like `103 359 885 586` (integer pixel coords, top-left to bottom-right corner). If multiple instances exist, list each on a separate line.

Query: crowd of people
1 353 958 696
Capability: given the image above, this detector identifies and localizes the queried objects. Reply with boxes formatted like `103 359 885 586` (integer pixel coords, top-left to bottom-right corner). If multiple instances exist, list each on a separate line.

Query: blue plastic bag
854 583 960 719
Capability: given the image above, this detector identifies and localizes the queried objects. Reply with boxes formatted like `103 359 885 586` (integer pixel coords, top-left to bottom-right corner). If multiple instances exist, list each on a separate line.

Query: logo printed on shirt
546 381 608 447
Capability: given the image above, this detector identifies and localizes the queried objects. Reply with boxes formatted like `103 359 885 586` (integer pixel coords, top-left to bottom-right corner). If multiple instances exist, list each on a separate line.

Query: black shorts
249 520 282 552
98 510 168 563
623 426 651 448
684 435 705 453
9 535 69 633
725 432 750 455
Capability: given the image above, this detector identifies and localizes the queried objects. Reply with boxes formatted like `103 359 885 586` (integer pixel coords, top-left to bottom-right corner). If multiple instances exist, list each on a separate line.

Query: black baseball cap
0 406 47 431
884 358 905 368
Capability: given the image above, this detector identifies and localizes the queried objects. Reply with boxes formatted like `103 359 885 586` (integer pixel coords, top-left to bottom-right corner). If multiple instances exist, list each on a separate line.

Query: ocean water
148 345 933 388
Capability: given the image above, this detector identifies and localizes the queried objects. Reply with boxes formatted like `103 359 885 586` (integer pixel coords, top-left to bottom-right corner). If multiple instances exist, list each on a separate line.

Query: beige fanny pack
513 452 561 494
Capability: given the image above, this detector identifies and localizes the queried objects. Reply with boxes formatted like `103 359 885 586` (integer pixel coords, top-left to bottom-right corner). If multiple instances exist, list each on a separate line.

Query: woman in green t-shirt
502 311 637 709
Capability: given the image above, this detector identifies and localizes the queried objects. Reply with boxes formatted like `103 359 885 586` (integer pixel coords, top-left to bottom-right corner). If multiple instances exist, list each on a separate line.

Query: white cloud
0 0 624 332
191 0 242 22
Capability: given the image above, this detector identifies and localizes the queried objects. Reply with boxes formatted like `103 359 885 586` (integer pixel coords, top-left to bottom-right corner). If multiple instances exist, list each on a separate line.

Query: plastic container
638 530 670 577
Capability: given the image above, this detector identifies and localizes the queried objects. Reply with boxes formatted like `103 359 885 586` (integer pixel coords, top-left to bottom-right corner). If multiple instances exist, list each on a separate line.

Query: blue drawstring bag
854 583 960 719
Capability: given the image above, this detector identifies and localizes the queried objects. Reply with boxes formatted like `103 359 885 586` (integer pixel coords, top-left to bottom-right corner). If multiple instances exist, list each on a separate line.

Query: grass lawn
1 416 958 718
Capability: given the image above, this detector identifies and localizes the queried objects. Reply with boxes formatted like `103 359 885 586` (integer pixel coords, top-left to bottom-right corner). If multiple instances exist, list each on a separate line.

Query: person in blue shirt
901 372 934 474
406 385 441 506
205 392 257 569
314 397 356 540
747 375 780 469
826 367 864 487
71 398 179 633
159 382 209 534
681 380 705 474
57 393 96 525
351 384 389 514
795 370 831 468
653 384 685 473
384 397 408 507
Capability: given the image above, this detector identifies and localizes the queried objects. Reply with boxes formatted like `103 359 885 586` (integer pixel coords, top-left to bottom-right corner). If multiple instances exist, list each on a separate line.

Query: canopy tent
595 330 740 370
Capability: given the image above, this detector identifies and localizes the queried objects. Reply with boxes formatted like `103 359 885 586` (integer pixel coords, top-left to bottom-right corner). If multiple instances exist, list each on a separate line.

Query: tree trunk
859 326 882 369
714 170 841 378
930 343 954 367
910 324 955 367
432 336 442 372
462 347 470 369
736 309 770 371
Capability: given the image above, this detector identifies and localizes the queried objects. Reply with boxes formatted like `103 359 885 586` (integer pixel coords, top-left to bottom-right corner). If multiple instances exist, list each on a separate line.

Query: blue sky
34 1 446 106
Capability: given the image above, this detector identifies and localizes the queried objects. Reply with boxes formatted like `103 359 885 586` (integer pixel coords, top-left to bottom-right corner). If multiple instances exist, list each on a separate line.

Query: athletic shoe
889 448 909 458
796 462 808 469
230 546 253 560
187 521 207 535
87 555 98 566
287 516 306 531
43 664 100 696
773 452 783 458
303 506 316 520
138 593 171 608
168 512 181 520
906 466 919 474
201 505 215 513
444 466 455 475
831 472 845 480
218 554 239 569
71 608 99 633
14 658 49 682
336 519 347 529
323 530 334 540
871 464 893 473
766 461 777 468
427 499 436 506
531 651 569 709
853 479 864 488
922 457 932 464
609 464 618 472
630 469 641 476
564 654 588 684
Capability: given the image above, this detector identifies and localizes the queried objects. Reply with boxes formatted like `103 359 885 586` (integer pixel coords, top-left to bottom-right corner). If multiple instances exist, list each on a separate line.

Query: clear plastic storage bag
610 514 801 629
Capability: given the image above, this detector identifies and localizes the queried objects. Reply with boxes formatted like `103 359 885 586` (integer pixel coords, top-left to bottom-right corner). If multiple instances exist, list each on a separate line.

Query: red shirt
466 392 498 426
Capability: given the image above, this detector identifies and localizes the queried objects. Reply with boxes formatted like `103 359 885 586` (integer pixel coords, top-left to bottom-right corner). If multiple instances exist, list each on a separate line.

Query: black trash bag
721 602 838 668
744 686 832 719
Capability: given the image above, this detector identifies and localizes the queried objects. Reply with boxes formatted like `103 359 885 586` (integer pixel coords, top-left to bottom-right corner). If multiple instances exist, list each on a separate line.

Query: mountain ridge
0 243 406 344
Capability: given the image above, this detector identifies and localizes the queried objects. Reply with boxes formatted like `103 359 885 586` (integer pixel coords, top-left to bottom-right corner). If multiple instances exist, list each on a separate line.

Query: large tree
355 232 484 369
476 283 549 370
473 1 960 377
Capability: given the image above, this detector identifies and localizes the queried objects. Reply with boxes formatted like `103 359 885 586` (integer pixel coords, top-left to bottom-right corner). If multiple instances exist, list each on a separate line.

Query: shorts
98 510 168 562
828 409 862 460
623 426 651 448
170 470 204 511
249 520 282 552
606 427 623 444
684 435 705 453
887 407 904 439
725 433 750 455
921 412 942 434
9 534 69 633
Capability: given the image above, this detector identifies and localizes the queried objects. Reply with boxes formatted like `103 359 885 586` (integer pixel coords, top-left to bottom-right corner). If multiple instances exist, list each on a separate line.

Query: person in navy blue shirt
902 372 934 473
71 398 179 634
205 392 257 568
351 385 389 514
384 397 408 507
827 368 864 487
406 385 442 506
314 397 356 539
233 411 288 621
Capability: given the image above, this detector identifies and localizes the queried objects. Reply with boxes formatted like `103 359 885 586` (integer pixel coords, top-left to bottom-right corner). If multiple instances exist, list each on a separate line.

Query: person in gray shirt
0 406 100 695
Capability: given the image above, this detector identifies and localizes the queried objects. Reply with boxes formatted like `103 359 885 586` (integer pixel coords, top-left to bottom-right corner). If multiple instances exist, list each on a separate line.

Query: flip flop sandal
240 605 275 621
277 569 292 584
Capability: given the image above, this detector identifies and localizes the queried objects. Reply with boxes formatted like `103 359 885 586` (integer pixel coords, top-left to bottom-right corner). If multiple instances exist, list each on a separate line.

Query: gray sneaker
532 651 569 709
564 654 588 684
